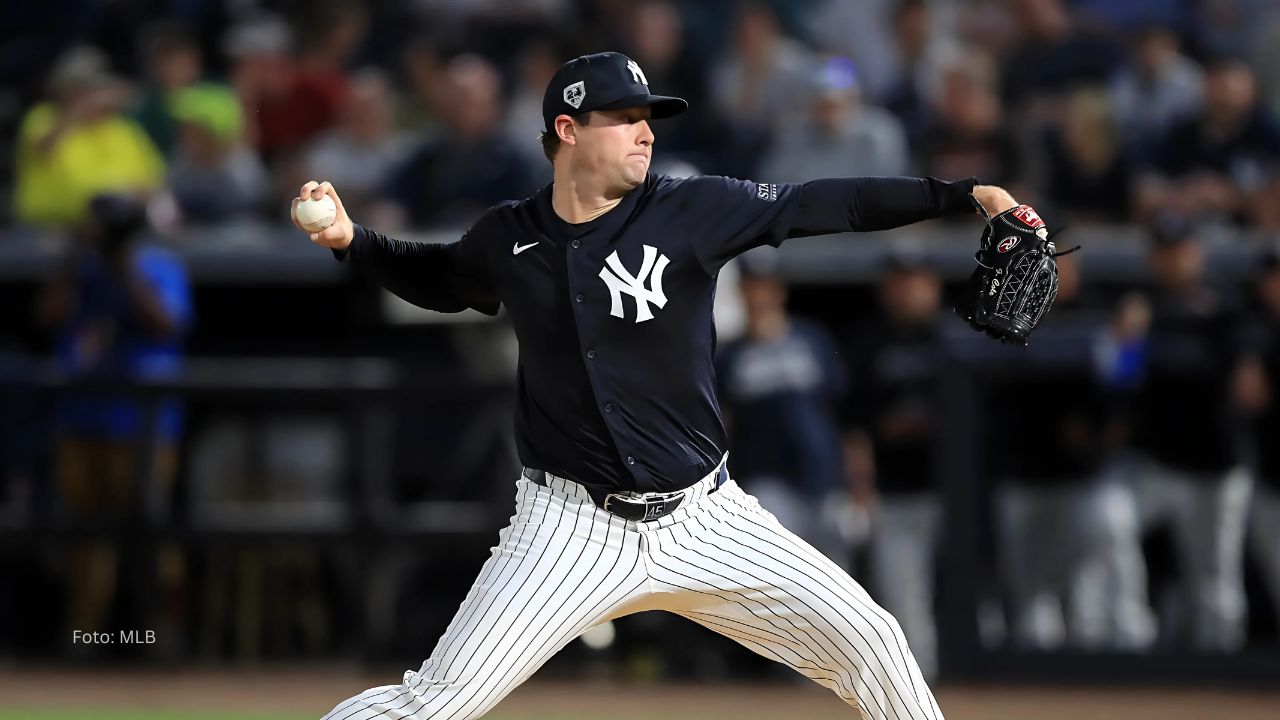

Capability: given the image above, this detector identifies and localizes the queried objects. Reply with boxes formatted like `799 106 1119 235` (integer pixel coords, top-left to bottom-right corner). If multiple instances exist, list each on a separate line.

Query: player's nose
637 120 654 146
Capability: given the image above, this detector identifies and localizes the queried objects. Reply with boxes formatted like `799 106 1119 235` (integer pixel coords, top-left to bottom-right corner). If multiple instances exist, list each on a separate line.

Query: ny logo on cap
563 81 586 109
626 60 649 87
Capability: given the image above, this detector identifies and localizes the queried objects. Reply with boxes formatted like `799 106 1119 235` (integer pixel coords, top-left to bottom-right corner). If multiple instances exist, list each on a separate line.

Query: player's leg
1169 466 1251 651
647 480 941 720
868 494 941 680
993 479 1064 648
321 475 648 720
1067 462 1157 650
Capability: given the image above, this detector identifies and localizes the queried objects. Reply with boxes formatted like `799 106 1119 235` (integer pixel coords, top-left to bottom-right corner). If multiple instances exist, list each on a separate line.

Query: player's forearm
792 176 978 235
339 225 479 313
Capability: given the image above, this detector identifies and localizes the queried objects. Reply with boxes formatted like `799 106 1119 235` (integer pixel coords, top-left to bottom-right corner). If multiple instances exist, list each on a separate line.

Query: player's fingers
311 180 351 223
289 197 302 230
299 180 319 201
325 184 350 219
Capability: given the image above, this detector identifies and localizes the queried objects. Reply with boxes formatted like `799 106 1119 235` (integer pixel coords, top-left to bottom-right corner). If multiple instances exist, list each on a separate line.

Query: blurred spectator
712 2 813 118
35 194 191 648
760 56 908 182
295 0 369 73
303 69 415 222
881 0 961 147
1041 87 1135 224
917 51 1023 193
1110 219 1253 651
806 0 901 102
842 252 946 679
715 248 853 571
1000 0 1124 119
398 37 448 136
1239 248 1280 635
131 21 206 157
15 46 165 229
228 13 352 167
379 54 538 229
505 38 565 154
1141 58 1280 225
991 255 1144 650
709 1 814 175
166 83 269 225
1108 26 1204 160
620 0 714 165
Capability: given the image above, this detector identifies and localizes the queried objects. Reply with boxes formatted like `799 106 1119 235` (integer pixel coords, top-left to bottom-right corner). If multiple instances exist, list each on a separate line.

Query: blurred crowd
720 234 1280 680
6 0 1280 234
4 0 1280 678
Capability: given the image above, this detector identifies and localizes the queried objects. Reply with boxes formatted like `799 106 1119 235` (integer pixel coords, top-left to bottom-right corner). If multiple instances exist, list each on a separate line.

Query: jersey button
604 402 614 413
575 293 584 303
571 239 581 249
626 456 635 465
586 349 597 359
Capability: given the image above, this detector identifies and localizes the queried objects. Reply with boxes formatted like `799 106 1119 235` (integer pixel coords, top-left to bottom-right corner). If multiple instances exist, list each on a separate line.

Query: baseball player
293 52 1024 720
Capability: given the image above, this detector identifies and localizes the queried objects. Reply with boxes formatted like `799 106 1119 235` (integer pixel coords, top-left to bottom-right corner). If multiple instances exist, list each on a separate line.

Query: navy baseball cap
542 52 687 131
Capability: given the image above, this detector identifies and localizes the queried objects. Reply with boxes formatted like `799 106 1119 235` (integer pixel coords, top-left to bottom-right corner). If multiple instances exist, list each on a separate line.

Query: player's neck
550 173 626 224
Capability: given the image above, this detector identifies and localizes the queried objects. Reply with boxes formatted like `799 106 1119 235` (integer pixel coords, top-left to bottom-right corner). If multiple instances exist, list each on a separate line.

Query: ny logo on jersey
626 60 649 87
599 245 669 323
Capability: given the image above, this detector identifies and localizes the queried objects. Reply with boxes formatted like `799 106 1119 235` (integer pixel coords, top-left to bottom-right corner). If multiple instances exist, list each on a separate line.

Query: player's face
1150 240 1202 289
880 269 941 323
576 106 655 193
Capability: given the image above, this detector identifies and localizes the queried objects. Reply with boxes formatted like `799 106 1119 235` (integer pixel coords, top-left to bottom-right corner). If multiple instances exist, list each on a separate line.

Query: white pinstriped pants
323 469 942 720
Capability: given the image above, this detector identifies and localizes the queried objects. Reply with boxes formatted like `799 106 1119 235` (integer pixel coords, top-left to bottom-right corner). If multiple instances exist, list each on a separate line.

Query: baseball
295 195 337 232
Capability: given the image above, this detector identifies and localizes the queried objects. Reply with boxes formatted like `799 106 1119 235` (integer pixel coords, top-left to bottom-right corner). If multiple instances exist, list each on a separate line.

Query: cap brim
591 93 688 119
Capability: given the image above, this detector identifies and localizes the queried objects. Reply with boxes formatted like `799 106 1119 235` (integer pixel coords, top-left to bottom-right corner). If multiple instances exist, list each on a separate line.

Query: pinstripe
415 482 543 692
438 504 646 720
680 610 843 688
713 495 927 711
685 512 908 720
325 686 402 720
478 574 648 715
428 498 596 719
320 472 943 720
651 520 875 713
716 488 936 715
474 508 643 712
330 481 559 720
713 488 940 720
410 488 575 713
645 518 863 704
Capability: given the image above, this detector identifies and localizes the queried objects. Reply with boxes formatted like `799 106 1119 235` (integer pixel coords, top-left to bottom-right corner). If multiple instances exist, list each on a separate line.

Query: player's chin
621 162 648 187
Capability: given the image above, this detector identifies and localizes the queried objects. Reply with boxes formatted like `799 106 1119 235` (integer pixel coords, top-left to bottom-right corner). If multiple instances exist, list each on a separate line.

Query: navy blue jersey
1131 287 1246 474
341 173 975 494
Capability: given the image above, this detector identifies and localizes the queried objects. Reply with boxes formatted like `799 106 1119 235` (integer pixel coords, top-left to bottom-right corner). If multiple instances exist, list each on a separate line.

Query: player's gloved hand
954 198 1078 345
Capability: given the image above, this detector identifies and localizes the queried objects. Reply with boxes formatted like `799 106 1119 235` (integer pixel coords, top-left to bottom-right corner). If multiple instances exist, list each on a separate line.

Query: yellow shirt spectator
15 101 166 228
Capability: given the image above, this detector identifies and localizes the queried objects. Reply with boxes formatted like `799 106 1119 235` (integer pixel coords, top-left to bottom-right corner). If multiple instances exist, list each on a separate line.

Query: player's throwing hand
291 180 355 251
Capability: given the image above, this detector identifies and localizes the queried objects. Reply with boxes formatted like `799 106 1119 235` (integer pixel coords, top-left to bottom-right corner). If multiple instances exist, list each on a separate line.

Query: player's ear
555 115 577 146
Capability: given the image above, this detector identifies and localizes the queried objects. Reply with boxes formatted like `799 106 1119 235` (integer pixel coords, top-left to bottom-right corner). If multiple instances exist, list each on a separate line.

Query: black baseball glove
955 199 1076 345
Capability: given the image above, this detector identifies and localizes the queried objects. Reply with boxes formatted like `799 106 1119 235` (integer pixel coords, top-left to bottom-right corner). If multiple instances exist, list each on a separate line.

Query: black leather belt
521 464 727 522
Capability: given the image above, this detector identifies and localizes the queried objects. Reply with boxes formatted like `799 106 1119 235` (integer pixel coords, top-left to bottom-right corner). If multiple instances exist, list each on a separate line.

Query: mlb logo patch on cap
563 81 586 109
542 52 687 130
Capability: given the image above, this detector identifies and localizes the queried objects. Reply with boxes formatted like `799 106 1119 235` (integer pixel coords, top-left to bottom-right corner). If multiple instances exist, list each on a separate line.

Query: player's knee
844 606 912 660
